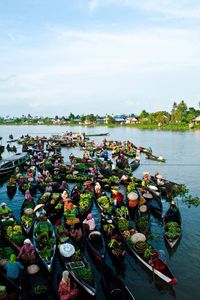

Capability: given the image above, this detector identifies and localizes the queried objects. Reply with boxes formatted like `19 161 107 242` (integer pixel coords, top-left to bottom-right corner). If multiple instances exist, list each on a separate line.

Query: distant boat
85 133 109 137
0 153 29 177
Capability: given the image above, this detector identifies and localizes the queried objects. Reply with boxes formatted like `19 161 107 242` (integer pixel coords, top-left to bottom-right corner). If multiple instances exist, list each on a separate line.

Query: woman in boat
4 254 24 285
58 270 79 300
25 189 33 201
0 202 12 218
164 201 179 223
142 172 151 187
17 239 36 264
83 213 96 232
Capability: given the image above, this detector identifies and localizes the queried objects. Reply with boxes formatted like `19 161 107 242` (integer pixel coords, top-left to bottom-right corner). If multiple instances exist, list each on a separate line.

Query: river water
0 125 200 300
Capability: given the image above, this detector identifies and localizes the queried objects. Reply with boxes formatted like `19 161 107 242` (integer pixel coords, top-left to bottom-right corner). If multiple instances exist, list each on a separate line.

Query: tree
69 113 75 122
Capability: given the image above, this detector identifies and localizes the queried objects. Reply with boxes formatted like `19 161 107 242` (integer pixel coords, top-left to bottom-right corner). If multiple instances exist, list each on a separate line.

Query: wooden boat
135 203 151 235
85 229 105 262
164 203 182 248
101 217 126 263
85 133 109 137
0 153 29 177
77 191 94 220
101 264 135 300
20 198 36 234
58 238 96 296
0 214 26 252
33 218 56 272
130 158 140 172
7 182 17 199
140 189 163 217
145 154 166 163
0 269 21 299
120 225 177 285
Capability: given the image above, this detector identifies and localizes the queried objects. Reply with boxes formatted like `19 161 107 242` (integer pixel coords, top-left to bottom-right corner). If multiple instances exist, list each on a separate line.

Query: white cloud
88 0 200 20
1 26 200 115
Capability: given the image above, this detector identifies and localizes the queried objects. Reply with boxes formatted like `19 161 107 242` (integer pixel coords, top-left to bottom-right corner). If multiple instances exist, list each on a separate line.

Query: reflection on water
0 125 200 300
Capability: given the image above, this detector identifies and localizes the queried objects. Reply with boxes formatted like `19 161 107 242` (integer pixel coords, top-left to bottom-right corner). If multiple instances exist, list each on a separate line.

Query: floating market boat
0 153 29 178
101 264 135 300
33 218 56 272
85 229 105 262
120 224 177 285
20 197 36 234
164 202 182 248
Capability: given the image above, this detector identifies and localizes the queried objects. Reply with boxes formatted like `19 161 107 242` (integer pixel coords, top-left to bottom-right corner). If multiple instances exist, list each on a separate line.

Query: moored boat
0 153 29 178
164 202 182 248
101 264 136 300
33 218 56 272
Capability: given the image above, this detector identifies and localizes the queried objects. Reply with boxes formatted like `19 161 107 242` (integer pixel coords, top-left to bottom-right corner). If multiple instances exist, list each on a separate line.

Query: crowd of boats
0 134 184 300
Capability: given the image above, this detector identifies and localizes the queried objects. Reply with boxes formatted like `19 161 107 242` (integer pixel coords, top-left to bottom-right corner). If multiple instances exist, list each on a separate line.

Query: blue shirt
5 261 24 280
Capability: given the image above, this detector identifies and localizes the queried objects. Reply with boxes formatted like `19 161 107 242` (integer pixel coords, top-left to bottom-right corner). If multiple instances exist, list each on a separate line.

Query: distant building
114 114 127 123
193 116 200 124
125 117 140 124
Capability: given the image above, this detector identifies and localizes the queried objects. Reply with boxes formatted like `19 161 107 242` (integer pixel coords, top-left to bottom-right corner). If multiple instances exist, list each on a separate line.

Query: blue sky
1 0 200 116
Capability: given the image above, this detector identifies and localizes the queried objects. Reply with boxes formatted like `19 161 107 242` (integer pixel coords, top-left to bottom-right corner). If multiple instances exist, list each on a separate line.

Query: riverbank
1 122 200 131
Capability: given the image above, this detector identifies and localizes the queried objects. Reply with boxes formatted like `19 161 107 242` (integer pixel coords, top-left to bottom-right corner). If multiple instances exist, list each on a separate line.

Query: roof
193 115 200 122
2 153 28 162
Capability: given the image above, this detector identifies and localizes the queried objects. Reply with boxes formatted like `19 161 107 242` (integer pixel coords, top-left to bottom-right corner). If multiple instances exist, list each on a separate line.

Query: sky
1 0 200 117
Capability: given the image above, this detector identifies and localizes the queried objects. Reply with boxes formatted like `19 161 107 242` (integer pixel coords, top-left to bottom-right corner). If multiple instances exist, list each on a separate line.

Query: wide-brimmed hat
59 243 75 258
33 204 44 212
148 185 158 191
143 193 153 199
0 202 6 207
140 205 147 213
127 192 138 201
27 264 40 275
24 208 34 215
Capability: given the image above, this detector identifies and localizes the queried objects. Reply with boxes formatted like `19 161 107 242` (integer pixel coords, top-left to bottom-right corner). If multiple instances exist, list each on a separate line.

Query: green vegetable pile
97 196 114 213
0 247 14 259
74 266 93 284
115 206 129 219
79 192 93 215
137 216 149 232
117 218 129 232
165 221 181 239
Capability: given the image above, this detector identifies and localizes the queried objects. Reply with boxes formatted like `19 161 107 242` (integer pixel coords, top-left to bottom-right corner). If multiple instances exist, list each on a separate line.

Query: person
142 172 151 187
83 213 96 231
4 254 24 284
0 202 12 217
58 270 79 300
94 182 101 196
155 173 165 186
34 204 46 219
17 239 36 264
164 201 179 223
25 189 33 201
112 190 124 207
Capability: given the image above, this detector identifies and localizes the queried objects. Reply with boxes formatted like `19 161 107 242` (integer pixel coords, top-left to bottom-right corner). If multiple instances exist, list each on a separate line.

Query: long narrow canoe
101 264 135 300
20 198 36 234
33 218 56 272
120 226 177 285
85 229 105 262
164 203 182 248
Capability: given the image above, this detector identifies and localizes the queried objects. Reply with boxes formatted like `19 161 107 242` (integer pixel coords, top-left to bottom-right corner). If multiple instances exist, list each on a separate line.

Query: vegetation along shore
1 100 200 131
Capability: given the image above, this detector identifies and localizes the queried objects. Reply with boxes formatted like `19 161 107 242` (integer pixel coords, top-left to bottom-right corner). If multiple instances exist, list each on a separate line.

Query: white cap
1 202 6 207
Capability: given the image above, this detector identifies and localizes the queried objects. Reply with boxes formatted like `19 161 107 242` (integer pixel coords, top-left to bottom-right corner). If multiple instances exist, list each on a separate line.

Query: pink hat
87 213 92 220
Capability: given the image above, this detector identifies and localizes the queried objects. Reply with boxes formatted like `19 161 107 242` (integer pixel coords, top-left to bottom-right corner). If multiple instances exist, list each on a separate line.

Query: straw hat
131 232 146 244
148 185 158 191
140 205 147 213
33 204 44 212
27 264 40 275
24 208 34 215
59 243 75 258
143 193 153 199
127 192 138 201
